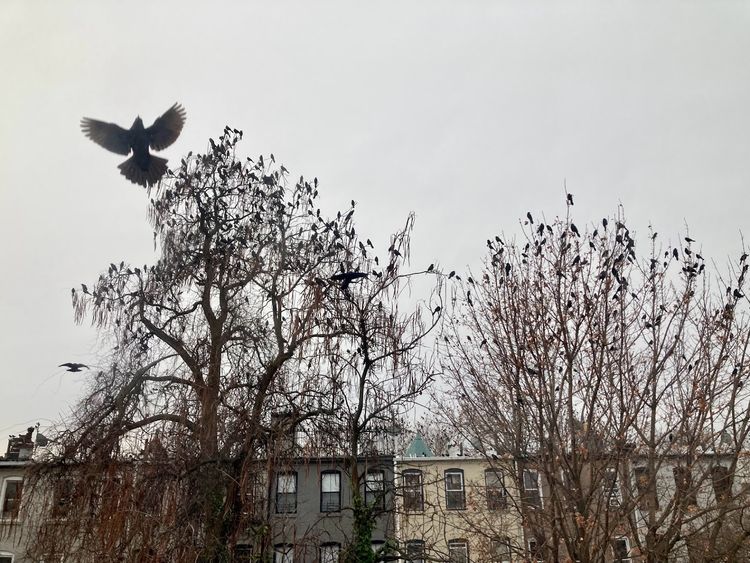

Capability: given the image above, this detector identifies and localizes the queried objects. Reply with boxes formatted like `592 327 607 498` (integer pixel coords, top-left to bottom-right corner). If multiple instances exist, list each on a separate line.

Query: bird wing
147 103 186 151
80 118 132 155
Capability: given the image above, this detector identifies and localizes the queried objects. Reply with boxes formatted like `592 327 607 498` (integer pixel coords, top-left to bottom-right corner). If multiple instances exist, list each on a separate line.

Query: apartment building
396 438 524 563
0 428 35 563
255 455 396 562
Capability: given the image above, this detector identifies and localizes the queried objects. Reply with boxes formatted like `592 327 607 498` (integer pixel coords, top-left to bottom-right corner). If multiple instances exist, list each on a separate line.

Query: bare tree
301 215 442 563
440 203 750 562
23 128 436 562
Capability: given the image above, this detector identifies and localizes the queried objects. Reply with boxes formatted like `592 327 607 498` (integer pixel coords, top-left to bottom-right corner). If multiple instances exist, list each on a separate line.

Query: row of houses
1 428 748 562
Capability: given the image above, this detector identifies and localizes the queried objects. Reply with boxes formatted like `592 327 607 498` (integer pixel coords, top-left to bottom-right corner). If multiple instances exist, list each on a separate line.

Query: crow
330 271 368 290
81 103 186 187
59 363 89 372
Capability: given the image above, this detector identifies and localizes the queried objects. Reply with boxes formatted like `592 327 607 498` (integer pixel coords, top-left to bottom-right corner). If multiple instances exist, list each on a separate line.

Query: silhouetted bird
330 271 367 290
567 193 574 205
81 103 186 187
59 363 89 372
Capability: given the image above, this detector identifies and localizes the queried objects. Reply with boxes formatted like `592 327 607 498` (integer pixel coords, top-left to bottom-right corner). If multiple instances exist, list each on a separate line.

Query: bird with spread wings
81 103 186 187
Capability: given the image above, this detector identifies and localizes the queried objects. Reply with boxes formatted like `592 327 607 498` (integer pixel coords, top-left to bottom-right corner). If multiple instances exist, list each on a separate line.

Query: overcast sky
1 1 749 452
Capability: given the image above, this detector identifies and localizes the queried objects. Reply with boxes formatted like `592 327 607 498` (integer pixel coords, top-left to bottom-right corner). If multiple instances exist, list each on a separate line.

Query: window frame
448 539 469 563
405 539 425 563
275 472 298 514
527 538 544 563
673 465 697 507
633 465 659 511
712 465 732 502
273 543 294 563
234 543 254 562
485 468 508 510
604 467 622 507
320 542 341 563
320 470 341 513
612 536 632 563
365 470 386 510
444 469 466 511
403 469 424 512
490 537 512 563
0 552 14 563
0 477 23 520
523 468 542 508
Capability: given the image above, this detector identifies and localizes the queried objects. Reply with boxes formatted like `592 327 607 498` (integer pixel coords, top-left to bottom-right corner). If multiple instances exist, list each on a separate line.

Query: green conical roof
404 434 434 457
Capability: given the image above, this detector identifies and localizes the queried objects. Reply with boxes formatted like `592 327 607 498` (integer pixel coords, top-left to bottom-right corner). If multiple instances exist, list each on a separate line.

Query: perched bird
59 363 89 372
81 103 186 187
330 271 368 290
567 193 574 205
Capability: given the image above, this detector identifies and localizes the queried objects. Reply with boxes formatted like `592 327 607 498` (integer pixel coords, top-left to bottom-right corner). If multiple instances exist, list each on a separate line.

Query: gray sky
2 1 750 451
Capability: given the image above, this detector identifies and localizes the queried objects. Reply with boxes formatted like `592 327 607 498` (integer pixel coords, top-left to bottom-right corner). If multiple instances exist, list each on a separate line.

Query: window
51 478 74 518
274 544 293 563
612 537 632 563
276 472 297 514
320 542 340 563
485 468 507 510
406 540 425 563
403 470 424 512
673 466 697 507
371 540 385 556
365 470 385 509
234 544 253 562
0 552 13 563
448 540 469 563
445 470 466 510
712 465 732 502
0 478 23 518
523 469 542 508
321 471 341 512
490 537 512 563
633 466 658 511
604 467 621 507
528 538 544 562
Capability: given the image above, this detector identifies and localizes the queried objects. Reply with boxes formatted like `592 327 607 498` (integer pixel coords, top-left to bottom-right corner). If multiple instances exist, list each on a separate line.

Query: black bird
59 363 89 372
567 193 574 205
526 212 534 224
685 237 695 243
81 103 186 187
570 223 580 236
330 271 368 290
427 263 435 272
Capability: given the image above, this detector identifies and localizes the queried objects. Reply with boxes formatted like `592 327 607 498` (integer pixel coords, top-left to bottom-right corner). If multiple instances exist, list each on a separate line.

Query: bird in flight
81 103 186 187
59 363 89 372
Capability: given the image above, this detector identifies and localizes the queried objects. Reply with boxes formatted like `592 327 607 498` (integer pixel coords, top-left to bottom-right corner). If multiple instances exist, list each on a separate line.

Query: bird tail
118 155 168 188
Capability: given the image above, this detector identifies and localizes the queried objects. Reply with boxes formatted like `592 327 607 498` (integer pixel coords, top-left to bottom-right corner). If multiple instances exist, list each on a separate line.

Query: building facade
0 429 35 563
395 453 524 563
